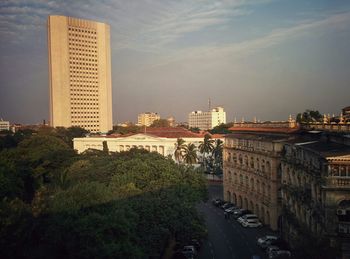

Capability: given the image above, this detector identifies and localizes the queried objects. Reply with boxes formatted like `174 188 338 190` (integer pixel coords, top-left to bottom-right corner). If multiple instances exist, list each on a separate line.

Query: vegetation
296 110 323 123
189 127 200 133
150 119 170 128
197 135 223 175
209 123 233 134
0 130 208 258
182 143 198 165
174 138 186 163
110 124 142 135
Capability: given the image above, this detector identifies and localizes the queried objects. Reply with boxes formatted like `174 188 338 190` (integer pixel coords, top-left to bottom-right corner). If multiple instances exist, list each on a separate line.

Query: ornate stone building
223 132 294 230
281 135 350 256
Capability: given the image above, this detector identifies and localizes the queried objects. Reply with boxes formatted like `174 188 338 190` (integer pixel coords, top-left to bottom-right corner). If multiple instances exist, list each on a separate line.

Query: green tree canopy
296 110 323 123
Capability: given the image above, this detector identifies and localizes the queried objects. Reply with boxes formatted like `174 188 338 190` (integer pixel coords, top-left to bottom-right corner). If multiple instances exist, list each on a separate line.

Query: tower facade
48 15 112 133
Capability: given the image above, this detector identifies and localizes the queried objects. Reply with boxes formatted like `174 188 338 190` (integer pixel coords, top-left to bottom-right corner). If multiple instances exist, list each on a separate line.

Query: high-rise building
137 112 160 127
0 119 10 131
188 107 226 130
48 15 112 133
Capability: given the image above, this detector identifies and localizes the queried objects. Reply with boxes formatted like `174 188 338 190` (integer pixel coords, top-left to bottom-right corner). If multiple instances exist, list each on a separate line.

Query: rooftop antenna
208 98 211 111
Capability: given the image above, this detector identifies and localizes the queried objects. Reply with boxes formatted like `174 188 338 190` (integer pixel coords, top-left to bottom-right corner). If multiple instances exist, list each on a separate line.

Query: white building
73 127 223 161
188 107 226 130
137 112 160 127
0 119 10 131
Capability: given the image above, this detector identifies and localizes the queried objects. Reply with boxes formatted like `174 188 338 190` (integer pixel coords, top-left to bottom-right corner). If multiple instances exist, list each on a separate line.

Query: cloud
0 0 257 51
149 11 350 67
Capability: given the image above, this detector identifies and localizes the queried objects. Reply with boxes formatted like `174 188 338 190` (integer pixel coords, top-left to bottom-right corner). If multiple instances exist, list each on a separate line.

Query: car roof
246 218 259 222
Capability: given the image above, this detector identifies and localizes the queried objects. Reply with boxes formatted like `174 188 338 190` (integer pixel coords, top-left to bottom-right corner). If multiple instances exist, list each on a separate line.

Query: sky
0 0 350 124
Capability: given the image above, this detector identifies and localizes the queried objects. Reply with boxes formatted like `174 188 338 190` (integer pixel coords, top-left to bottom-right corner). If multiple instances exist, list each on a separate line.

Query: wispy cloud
0 0 257 51
149 11 350 67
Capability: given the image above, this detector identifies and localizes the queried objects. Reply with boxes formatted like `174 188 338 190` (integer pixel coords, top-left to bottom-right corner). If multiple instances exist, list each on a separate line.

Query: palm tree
199 134 214 171
198 134 214 154
212 139 223 174
182 143 198 165
174 138 186 163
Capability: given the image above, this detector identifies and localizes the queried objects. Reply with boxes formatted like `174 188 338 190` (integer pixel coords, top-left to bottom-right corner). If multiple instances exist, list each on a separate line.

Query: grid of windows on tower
68 26 100 132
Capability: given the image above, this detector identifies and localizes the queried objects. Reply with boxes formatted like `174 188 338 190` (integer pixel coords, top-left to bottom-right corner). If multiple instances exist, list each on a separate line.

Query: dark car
221 202 235 210
212 198 225 207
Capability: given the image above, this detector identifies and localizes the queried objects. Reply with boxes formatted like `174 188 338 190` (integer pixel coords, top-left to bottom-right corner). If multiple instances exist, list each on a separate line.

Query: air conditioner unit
337 209 347 215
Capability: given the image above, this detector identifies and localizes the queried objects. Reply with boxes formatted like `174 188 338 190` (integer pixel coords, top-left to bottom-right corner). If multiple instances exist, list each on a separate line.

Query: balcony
326 177 350 189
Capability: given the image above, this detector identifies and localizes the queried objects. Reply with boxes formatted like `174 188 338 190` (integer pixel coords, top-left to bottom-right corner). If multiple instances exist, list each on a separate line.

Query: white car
241 219 263 228
257 235 279 248
237 214 258 224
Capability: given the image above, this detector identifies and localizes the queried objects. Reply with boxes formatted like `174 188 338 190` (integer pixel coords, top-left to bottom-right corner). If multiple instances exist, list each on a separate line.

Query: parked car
237 214 258 224
233 209 252 218
241 219 263 228
221 202 234 210
257 235 279 248
181 245 196 258
261 238 288 250
266 245 281 255
224 206 238 213
268 250 291 259
189 239 201 250
212 198 225 207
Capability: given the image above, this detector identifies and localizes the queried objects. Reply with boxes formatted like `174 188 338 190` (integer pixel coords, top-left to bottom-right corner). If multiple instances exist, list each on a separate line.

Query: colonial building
223 118 299 231
74 127 222 161
281 134 350 256
224 132 294 230
188 107 226 130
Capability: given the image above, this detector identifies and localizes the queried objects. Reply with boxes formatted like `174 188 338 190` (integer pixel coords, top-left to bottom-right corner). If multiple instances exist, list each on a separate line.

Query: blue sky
0 0 350 124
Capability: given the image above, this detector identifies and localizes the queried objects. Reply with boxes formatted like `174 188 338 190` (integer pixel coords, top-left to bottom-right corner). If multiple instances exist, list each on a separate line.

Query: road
197 182 276 259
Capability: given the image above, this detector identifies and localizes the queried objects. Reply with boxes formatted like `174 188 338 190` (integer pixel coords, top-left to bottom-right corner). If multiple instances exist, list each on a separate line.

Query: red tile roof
228 126 300 133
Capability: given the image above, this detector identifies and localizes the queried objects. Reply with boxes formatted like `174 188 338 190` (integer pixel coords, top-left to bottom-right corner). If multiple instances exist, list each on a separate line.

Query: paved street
197 182 277 259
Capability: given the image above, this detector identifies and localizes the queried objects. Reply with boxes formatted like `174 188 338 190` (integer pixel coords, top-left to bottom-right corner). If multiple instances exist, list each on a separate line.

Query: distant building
188 106 226 130
0 119 10 131
167 116 176 127
342 106 350 121
48 15 113 133
137 112 160 127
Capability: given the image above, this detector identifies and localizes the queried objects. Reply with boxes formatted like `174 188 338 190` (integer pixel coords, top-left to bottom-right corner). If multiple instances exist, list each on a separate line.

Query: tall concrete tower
48 15 113 133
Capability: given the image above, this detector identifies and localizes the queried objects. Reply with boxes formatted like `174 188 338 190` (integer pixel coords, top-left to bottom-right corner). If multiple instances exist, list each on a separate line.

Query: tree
174 138 185 163
189 127 200 133
150 119 170 128
296 110 323 123
182 143 198 165
111 125 142 135
212 139 223 175
198 134 214 155
209 123 233 134
198 134 214 172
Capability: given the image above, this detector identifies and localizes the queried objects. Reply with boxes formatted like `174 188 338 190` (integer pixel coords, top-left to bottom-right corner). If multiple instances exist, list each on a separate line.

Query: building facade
73 127 220 161
281 137 350 256
137 112 160 127
0 119 10 131
188 107 226 130
48 15 112 133
223 132 292 230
